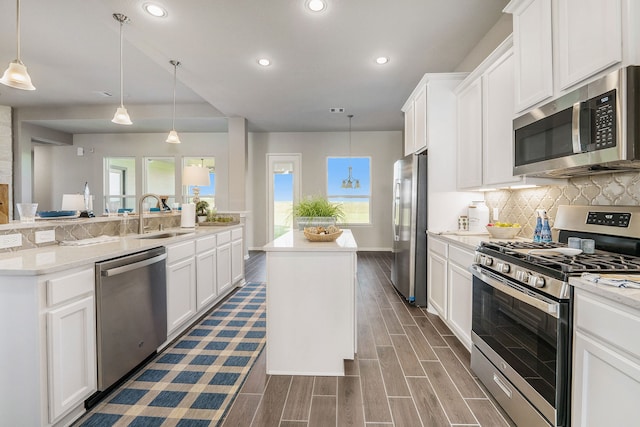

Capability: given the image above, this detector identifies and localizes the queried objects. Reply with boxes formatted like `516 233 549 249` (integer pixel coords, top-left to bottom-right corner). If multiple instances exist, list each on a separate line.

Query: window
144 157 176 209
327 157 371 224
104 157 136 211
183 157 216 207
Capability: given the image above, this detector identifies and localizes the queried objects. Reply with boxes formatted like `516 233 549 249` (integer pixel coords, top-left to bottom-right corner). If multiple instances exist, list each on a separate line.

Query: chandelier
341 114 360 189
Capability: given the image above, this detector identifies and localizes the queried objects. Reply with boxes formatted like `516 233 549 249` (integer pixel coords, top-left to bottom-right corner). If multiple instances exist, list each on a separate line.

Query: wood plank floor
224 251 515 427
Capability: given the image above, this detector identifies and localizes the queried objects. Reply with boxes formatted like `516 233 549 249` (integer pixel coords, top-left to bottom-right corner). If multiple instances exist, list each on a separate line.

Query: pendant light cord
118 19 124 108
348 114 353 167
172 61 178 131
15 0 21 62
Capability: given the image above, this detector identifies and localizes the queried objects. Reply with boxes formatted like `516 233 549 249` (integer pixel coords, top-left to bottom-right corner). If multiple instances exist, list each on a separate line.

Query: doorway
267 154 301 242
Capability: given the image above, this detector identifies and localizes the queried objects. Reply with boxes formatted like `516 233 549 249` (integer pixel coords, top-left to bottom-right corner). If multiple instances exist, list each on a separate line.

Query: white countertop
0 225 242 276
570 276 640 311
263 229 357 252
428 230 528 251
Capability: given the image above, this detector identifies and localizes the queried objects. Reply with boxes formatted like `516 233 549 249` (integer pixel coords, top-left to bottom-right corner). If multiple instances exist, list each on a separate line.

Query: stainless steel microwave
513 66 640 178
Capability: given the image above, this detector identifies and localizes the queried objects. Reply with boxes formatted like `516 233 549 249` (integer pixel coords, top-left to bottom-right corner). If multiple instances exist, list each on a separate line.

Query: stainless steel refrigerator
391 152 427 306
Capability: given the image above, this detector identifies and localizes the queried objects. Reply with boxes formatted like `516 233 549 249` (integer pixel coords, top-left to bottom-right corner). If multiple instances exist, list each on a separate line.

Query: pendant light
111 13 132 125
0 0 35 90
341 114 360 189
166 60 181 143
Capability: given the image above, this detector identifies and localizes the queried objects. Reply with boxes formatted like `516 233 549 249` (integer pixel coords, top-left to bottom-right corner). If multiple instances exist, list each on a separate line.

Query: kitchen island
263 229 357 376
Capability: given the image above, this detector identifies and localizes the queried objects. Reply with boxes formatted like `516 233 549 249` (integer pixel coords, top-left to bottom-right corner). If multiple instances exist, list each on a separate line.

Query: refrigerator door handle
393 180 401 240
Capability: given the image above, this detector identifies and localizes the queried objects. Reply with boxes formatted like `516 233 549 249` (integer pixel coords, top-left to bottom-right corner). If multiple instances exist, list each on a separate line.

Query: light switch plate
35 229 56 244
0 233 22 249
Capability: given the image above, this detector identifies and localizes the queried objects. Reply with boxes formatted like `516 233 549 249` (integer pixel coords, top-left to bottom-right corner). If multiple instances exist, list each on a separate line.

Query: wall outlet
0 233 22 249
35 229 56 244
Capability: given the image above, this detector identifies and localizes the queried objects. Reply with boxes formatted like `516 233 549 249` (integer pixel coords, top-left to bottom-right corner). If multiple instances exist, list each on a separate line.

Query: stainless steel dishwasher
95 246 167 392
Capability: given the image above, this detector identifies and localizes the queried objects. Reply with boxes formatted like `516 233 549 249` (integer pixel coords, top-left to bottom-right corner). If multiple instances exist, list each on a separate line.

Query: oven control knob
516 270 529 282
483 256 493 266
530 276 546 288
498 263 510 274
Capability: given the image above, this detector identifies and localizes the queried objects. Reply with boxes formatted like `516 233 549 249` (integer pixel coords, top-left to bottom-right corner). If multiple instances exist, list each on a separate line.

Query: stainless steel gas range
470 205 640 427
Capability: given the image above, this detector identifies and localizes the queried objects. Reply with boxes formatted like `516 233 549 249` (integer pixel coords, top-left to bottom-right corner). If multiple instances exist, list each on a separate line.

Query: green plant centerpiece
292 195 344 230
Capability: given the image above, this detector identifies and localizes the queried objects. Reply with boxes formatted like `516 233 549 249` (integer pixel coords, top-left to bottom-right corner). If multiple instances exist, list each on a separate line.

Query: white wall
248 131 403 251
455 13 512 72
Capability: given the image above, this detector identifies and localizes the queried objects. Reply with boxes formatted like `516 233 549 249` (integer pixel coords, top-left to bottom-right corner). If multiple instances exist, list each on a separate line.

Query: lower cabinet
166 240 197 335
196 235 217 311
231 228 244 285
446 246 474 350
572 288 640 426
46 268 97 424
427 235 474 351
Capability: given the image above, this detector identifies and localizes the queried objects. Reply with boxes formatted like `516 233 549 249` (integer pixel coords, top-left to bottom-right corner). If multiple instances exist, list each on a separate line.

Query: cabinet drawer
47 268 94 307
429 237 448 258
449 245 474 268
231 228 242 241
217 230 231 245
167 240 196 264
575 290 640 357
196 234 216 253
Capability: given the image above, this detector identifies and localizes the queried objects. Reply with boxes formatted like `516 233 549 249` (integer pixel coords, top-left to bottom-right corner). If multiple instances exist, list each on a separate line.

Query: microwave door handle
572 102 584 154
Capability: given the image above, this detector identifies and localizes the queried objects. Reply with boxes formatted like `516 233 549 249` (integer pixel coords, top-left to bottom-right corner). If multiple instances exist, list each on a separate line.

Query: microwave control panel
590 89 616 150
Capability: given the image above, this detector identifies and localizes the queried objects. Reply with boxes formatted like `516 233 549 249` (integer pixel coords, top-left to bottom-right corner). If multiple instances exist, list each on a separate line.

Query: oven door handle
471 265 560 319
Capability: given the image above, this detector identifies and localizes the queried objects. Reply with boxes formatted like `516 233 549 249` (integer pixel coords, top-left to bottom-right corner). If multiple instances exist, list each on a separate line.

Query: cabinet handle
493 373 512 399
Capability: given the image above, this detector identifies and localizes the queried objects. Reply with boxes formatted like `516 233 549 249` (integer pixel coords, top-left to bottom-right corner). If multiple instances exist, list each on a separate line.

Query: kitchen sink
136 231 194 240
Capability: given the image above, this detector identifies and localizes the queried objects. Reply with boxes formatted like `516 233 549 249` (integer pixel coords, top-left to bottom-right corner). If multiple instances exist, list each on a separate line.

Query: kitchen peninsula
263 229 357 376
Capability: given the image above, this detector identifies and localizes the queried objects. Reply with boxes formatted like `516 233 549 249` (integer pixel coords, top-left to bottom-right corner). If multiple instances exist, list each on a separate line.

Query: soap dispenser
540 210 552 243
533 210 542 242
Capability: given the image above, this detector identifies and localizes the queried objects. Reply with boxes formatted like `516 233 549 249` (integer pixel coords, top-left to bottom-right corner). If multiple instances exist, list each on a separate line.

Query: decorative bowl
485 226 521 239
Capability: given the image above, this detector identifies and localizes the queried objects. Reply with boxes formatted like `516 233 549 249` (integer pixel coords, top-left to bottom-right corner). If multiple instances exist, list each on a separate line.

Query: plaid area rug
77 282 266 427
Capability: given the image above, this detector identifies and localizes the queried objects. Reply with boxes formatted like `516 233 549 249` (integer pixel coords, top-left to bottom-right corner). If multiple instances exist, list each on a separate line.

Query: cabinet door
557 0 622 90
427 250 447 318
47 295 97 423
447 262 472 351
196 248 217 311
413 85 428 153
456 78 483 189
217 243 232 295
511 0 553 111
403 101 415 156
231 238 244 285
167 257 197 334
483 50 518 186
572 330 640 426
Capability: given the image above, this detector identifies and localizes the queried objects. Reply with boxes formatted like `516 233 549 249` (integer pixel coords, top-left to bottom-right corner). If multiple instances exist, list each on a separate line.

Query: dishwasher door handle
101 253 167 277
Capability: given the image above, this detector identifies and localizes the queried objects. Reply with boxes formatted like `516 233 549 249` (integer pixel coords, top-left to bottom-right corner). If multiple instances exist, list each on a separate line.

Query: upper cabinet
505 0 638 113
402 83 423 155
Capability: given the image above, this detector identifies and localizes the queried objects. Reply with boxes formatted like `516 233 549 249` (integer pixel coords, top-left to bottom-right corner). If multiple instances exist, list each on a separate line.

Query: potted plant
195 200 209 223
291 195 345 229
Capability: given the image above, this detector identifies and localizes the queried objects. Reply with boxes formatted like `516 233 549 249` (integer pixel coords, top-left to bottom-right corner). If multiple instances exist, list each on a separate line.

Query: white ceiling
0 0 508 134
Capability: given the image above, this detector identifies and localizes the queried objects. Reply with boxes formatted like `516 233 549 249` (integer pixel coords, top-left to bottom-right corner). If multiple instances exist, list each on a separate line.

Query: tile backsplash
484 171 640 238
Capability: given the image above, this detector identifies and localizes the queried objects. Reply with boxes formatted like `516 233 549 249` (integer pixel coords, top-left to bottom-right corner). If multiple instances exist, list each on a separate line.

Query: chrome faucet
138 193 162 234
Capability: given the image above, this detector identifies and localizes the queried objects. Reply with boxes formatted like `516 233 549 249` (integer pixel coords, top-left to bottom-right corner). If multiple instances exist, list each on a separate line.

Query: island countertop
263 229 357 252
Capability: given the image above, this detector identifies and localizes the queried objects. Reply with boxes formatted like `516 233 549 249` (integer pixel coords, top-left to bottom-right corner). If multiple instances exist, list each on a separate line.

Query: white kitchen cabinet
446 245 474 351
482 49 516 187
217 230 232 295
572 288 640 426
196 234 217 311
231 228 244 285
507 0 553 111
166 240 197 335
403 100 416 156
556 0 622 91
456 77 483 190
427 236 448 318
505 0 639 114
45 267 96 424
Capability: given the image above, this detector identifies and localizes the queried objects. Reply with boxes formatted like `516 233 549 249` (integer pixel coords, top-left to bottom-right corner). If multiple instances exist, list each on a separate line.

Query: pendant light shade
1 0 35 90
166 60 181 143
111 13 132 125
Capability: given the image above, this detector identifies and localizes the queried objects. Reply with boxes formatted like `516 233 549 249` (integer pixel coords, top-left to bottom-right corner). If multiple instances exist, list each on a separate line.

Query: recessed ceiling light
257 58 271 67
375 57 390 65
306 0 326 12
143 3 168 18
